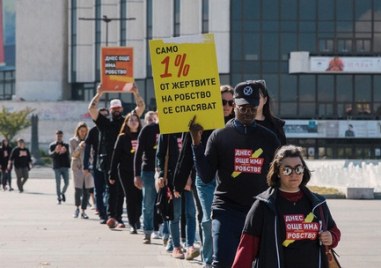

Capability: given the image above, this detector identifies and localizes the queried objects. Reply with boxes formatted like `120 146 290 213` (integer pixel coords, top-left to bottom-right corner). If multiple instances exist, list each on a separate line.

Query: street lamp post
79 15 136 46
78 15 136 101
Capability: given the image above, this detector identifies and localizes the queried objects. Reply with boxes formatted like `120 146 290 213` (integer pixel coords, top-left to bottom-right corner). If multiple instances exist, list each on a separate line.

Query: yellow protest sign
149 34 224 134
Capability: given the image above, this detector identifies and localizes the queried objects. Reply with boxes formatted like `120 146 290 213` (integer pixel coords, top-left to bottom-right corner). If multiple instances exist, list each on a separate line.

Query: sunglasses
236 105 257 114
281 165 304 176
222 99 234 107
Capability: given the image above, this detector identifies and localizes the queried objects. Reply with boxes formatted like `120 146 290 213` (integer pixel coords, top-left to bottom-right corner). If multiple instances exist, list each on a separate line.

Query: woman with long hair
70 122 93 219
109 111 143 233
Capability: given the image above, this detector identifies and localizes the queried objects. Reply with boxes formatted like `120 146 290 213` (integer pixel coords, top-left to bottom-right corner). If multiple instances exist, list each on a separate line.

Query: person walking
83 108 110 224
190 80 281 267
174 85 235 267
109 111 143 232
70 122 93 219
88 83 145 228
0 138 13 191
233 145 341 268
49 130 71 204
134 111 160 243
8 139 32 193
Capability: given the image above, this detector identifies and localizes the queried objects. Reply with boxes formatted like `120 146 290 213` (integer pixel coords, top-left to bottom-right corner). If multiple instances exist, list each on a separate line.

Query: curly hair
267 145 311 187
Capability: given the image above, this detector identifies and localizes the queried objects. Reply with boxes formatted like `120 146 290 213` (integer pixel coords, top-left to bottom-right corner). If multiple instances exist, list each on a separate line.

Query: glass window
231 1 242 20
299 33 316 51
281 33 298 54
373 34 381 52
355 0 372 20
337 75 353 102
263 21 279 32
336 0 353 20
231 33 242 60
243 21 260 31
280 75 297 101
319 39 334 52
263 0 279 20
337 39 352 52
299 103 315 117
280 103 297 116
243 61 260 73
318 103 333 118
354 75 371 102
356 39 371 52
300 0 316 20
299 22 316 32
280 21 297 32
355 21 372 32
262 34 279 60
243 1 260 20
318 0 334 20
374 1 381 20
318 76 334 101
337 21 353 32
374 76 381 101
243 33 260 59
319 22 335 32
281 0 297 20
299 75 316 101
262 61 279 73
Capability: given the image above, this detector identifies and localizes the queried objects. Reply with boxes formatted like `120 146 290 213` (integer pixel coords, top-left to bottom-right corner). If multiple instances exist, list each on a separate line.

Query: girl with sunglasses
233 145 341 268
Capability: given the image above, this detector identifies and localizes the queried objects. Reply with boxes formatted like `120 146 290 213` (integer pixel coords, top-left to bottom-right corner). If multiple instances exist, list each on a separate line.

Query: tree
0 106 35 141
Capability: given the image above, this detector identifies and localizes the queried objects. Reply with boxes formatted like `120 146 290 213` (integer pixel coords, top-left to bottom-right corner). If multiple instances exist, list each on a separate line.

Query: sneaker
166 240 173 253
117 222 126 228
172 247 185 259
9 188 14 191
163 237 169 247
143 234 151 244
81 212 89 219
185 246 200 260
73 208 80 218
99 218 107 224
61 193 66 202
106 218 117 228
130 227 137 234
57 200 61 205
151 231 161 239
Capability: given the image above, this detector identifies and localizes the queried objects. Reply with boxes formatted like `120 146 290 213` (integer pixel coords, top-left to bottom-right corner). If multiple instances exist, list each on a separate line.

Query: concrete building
3 0 381 158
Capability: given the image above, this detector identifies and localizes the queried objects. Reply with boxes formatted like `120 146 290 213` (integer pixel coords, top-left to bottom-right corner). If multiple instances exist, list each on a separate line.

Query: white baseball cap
110 99 122 109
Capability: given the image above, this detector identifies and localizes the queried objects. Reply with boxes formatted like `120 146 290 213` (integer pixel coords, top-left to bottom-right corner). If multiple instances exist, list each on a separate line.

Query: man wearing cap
88 83 145 227
49 130 71 204
189 80 280 268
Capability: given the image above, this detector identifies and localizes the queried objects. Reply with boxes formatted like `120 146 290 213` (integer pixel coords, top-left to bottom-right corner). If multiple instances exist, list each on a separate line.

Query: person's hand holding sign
189 116 204 146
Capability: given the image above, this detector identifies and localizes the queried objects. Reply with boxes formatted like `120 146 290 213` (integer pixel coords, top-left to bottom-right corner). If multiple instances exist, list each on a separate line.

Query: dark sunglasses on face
222 99 234 107
281 165 305 176
236 105 257 114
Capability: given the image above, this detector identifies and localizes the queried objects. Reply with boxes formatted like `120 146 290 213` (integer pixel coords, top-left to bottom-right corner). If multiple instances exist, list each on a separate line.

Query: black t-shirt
134 123 160 176
49 141 71 169
277 193 320 268
10 147 32 168
94 114 124 171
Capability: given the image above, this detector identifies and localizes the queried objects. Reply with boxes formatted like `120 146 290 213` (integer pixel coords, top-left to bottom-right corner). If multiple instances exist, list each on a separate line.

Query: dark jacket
243 186 340 268
0 145 12 170
9 147 32 169
48 141 70 169
83 126 99 171
256 116 287 146
192 119 280 212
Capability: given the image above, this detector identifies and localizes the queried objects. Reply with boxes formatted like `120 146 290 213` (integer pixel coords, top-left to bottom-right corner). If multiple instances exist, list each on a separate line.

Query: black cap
233 80 261 107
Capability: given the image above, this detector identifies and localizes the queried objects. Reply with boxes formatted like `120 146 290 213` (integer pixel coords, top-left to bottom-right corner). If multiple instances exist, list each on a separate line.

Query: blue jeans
169 190 196 248
93 168 107 219
141 171 156 235
195 176 216 265
212 208 246 268
54 167 69 200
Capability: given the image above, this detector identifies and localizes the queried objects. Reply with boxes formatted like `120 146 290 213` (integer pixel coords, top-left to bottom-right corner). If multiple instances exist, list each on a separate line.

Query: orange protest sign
101 47 134 92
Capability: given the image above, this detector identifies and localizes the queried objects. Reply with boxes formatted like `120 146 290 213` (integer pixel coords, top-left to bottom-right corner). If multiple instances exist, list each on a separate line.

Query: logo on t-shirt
19 150 28 157
131 139 138 154
282 213 319 247
232 148 264 177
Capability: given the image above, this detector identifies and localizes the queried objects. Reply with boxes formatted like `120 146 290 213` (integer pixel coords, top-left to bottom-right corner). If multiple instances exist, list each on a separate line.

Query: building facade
9 0 381 159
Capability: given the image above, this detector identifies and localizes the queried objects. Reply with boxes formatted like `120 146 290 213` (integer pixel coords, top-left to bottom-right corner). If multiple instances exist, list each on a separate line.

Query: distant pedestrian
0 138 13 191
70 122 93 219
8 139 32 193
49 130 71 204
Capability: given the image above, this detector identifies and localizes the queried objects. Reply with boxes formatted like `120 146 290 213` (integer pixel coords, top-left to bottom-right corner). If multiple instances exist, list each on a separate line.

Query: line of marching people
49 79 341 268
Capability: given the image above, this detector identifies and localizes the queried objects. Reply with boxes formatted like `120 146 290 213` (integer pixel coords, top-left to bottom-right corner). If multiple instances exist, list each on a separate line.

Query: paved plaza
0 166 380 267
